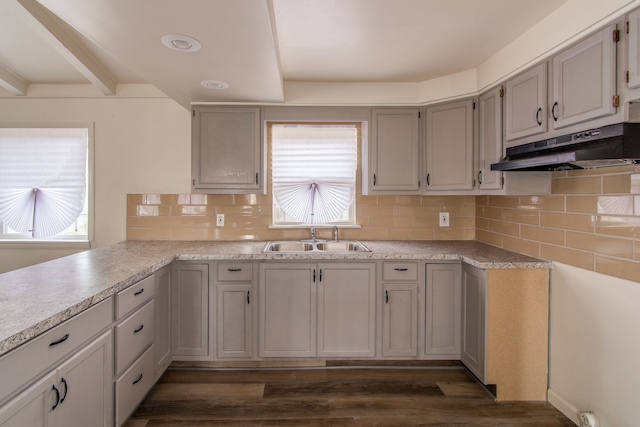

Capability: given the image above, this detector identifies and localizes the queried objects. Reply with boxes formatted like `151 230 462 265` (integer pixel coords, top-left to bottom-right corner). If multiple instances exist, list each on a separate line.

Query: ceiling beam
0 64 28 95
11 0 117 95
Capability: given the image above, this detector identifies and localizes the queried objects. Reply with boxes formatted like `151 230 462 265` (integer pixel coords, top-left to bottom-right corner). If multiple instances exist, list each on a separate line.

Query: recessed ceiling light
161 34 201 52
201 80 229 90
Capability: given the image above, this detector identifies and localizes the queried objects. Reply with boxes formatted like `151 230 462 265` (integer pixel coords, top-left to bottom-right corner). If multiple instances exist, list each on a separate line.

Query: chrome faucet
310 227 316 242
333 226 339 242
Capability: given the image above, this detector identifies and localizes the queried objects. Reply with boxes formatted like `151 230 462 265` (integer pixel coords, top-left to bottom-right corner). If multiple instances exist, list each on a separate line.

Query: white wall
549 262 640 427
0 88 191 273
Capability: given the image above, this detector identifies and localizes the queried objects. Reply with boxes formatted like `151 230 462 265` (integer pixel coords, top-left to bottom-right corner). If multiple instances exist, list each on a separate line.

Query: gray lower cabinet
425 263 461 356
171 262 210 359
381 261 419 357
460 263 487 382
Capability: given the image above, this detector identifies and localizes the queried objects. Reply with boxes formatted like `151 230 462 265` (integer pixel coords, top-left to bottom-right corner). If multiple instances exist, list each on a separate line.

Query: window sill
0 241 92 250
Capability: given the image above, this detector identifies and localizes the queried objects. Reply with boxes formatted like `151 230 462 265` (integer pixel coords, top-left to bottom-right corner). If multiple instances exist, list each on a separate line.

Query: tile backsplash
126 193 476 242
476 165 640 283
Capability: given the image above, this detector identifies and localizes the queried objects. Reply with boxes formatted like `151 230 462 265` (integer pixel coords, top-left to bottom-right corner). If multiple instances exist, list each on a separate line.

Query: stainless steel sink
262 240 370 253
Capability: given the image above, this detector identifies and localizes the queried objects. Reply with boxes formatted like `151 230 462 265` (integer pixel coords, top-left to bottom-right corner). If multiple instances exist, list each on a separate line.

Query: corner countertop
0 240 550 357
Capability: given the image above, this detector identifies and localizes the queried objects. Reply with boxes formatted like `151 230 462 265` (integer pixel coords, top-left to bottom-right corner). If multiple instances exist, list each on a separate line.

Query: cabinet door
629 9 640 88
369 108 421 194
478 87 503 190
0 372 55 427
259 263 317 357
192 106 263 193
551 25 617 129
54 332 112 427
154 264 171 378
461 264 486 382
425 264 461 355
425 100 474 191
317 263 376 357
382 284 418 357
505 62 547 142
171 262 209 358
216 284 252 358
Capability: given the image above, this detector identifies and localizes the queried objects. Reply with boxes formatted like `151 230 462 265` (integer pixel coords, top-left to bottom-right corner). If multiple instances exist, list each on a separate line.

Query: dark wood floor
127 365 576 426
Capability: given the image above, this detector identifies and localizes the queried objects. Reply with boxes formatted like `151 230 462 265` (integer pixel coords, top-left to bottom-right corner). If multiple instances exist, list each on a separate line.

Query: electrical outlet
439 212 450 227
216 214 225 227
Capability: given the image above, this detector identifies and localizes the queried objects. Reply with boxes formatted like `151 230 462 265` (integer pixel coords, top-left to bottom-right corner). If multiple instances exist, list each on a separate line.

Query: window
0 127 92 242
271 123 358 226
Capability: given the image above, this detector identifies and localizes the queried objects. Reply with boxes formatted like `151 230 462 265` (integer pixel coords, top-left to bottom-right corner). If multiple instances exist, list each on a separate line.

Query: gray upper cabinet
504 62 547 142
192 106 264 194
477 86 503 191
424 99 474 191
367 108 421 194
628 9 640 89
551 24 617 130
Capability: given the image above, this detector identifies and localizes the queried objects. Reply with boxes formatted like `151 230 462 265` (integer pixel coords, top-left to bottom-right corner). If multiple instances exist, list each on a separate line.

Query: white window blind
0 128 88 239
271 124 357 224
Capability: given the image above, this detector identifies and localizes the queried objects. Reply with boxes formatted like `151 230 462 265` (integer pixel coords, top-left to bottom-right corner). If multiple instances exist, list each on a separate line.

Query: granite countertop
0 240 550 357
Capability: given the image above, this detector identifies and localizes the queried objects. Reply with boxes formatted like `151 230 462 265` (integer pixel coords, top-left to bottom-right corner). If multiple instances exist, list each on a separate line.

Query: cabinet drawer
115 345 155 427
115 300 154 375
382 262 418 281
0 298 112 405
217 262 253 282
116 275 154 319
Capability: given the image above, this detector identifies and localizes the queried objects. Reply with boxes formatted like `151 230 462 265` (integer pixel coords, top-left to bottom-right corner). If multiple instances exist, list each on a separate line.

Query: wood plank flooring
127 365 576 426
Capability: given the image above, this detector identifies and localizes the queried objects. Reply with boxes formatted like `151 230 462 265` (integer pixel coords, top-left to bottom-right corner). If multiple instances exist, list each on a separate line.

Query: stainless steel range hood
491 123 640 171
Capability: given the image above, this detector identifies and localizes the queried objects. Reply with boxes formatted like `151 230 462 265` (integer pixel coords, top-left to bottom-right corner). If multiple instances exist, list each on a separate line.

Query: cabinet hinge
613 95 620 108
418 111 421 118
627 20 630 34
499 87 504 98
500 177 505 187
418 180 421 188
192 179 195 186
192 110 195 117
472 178 476 187
627 70 630 83
473 101 476 110
613 29 620 43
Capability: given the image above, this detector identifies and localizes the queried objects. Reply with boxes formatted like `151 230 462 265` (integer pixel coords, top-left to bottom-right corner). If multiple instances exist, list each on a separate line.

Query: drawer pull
51 384 61 410
394 268 409 272
133 374 143 385
134 288 144 296
227 268 242 272
134 325 144 334
49 333 69 347
385 290 389 304
247 290 250 304
60 378 68 403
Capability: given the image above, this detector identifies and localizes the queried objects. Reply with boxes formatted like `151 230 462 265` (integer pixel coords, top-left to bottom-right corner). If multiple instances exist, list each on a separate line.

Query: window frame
0 122 95 248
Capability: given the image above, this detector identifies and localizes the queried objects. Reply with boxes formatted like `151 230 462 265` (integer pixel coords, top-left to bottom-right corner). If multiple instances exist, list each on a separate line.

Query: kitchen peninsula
0 240 549 425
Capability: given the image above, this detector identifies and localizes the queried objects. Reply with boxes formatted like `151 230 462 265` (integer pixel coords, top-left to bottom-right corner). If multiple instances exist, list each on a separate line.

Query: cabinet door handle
133 374 143 385
51 384 61 410
256 173 259 185
385 290 389 304
227 268 242 272
478 170 483 184
373 173 377 186
313 269 316 282
49 333 69 347
536 107 543 126
60 377 68 403
319 269 322 282
551 102 558 122
134 325 144 334
247 290 250 304
134 288 144 296
426 173 430 186
394 268 408 272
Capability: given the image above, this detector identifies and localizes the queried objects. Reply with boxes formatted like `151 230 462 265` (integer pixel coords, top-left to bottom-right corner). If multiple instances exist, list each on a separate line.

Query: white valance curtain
271 124 357 224
0 128 88 238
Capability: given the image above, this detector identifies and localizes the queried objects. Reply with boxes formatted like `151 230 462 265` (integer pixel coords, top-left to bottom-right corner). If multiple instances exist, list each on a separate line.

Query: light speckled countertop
0 240 549 357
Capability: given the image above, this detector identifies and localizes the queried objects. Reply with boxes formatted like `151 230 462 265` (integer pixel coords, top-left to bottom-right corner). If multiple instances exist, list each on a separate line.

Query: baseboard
548 389 580 426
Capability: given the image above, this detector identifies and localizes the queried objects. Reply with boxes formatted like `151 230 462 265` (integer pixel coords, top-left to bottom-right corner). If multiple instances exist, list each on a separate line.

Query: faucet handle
333 226 339 242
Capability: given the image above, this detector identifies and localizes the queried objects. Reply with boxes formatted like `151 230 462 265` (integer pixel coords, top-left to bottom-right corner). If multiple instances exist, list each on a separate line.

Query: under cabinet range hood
491 123 640 171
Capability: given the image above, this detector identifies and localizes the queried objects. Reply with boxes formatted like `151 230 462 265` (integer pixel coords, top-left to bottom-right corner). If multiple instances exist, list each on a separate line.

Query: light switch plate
439 212 450 227
216 214 225 226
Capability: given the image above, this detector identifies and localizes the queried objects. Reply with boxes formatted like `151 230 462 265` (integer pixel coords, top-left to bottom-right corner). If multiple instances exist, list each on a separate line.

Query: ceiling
0 0 570 109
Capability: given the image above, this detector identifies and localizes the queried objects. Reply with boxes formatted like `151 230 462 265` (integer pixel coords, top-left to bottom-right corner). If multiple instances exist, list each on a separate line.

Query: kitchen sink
262 240 370 253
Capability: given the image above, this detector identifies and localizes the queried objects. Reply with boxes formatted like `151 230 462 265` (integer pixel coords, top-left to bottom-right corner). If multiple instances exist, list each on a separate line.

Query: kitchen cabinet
0 332 112 427
215 262 254 359
171 262 210 359
425 263 461 356
317 263 376 357
153 264 172 378
477 86 504 191
259 263 317 357
192 106 264 194
381 261 419 357
424 99 474 191
460 263 486 382
505 62 547 143
551 24 617 130
366 108 421 194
